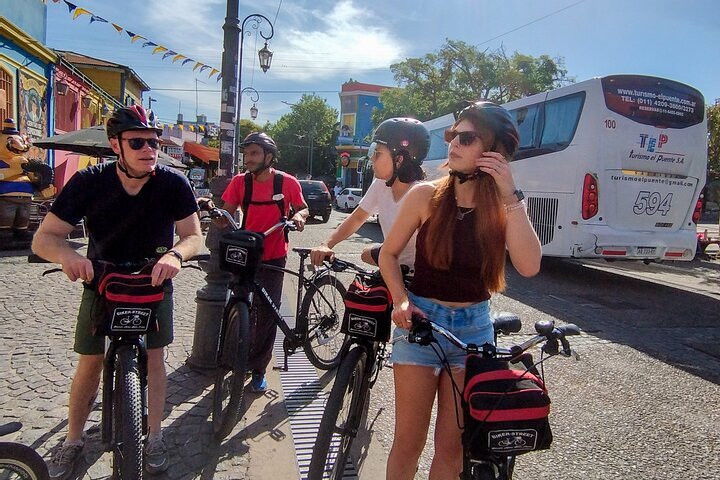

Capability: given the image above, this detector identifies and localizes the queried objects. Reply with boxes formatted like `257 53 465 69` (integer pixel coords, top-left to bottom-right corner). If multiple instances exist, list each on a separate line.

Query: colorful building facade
335 80 390 188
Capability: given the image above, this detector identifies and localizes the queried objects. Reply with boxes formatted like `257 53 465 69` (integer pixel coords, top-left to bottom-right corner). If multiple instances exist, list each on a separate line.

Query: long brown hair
421 121 509 293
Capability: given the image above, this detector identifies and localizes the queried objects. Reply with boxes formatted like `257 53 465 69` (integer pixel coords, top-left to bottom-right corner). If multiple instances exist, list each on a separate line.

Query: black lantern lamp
258 42 273 73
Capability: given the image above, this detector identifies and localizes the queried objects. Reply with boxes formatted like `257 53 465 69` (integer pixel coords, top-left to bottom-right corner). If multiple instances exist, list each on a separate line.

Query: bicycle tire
307 346 367 480
300 274 347 370
0 442 49 480
113 346 143 480
212 302 251 441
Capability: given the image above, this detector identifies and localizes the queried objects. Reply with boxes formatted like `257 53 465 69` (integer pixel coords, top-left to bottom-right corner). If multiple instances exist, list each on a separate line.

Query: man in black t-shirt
32 105 202 479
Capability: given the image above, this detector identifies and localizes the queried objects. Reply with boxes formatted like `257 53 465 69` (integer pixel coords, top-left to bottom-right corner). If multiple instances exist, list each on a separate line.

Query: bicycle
307 277 525 480
31 255 184 480
198 201 350 441
407 314 581 480
0 422 49 480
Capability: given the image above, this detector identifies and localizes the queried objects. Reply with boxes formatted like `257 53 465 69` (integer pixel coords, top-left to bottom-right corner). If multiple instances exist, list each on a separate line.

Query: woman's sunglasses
444 129 481 146
125 137 160 150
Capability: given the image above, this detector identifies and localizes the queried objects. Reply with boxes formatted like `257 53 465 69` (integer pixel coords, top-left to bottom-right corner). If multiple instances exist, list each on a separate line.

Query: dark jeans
248 256 287 375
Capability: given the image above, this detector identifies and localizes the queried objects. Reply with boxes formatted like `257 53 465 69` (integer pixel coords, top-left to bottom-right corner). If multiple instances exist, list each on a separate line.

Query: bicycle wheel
212 302 251 441
300 274 347 369
0 442 49 480
113 346 143 480
307 346 367 480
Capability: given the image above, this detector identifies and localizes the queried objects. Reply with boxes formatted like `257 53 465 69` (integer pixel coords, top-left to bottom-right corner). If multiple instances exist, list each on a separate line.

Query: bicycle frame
229 254 340 371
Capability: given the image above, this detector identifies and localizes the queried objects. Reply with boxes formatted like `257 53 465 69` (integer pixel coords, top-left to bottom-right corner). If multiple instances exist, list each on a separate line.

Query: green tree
707 101 720 176
373 40 571 125
268 94 339 178
238 119 263 141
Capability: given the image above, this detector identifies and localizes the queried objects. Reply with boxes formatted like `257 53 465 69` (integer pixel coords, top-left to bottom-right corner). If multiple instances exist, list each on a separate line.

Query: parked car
299 180 332 223
335 188 363 211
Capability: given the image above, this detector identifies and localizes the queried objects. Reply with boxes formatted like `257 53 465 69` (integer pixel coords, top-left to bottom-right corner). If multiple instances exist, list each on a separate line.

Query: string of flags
51 0 222 81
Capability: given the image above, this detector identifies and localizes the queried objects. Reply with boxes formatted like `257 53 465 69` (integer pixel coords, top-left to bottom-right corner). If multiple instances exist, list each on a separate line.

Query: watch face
514 190 525 201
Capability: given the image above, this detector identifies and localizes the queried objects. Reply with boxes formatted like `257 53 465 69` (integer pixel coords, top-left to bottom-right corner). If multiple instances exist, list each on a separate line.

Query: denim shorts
390 292 493 375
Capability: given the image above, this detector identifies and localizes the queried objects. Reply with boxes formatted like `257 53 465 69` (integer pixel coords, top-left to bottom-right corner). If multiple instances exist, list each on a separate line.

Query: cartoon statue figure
0 118 55 248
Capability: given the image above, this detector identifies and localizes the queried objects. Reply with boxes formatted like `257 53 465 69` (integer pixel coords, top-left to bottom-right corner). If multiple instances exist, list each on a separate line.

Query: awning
184 141 219 164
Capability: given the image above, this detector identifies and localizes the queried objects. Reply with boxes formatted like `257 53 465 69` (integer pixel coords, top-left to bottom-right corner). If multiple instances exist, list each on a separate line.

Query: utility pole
189 5 274 369
188 0 240 369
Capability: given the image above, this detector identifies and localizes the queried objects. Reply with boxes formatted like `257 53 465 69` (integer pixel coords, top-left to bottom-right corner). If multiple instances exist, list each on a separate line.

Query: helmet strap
384 153 402 187
116 134 155 180
449 169 484 184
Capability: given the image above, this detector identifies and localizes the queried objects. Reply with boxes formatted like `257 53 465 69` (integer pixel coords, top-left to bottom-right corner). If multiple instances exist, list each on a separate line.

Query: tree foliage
373 40 572 124
707 101 720 176
268 94 339 178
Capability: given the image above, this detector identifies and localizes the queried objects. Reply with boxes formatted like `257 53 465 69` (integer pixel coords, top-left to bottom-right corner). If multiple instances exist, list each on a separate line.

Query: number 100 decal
633 191 673 216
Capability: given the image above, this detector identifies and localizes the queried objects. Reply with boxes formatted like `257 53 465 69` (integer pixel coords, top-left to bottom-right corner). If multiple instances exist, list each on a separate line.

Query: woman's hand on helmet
475 151 517 200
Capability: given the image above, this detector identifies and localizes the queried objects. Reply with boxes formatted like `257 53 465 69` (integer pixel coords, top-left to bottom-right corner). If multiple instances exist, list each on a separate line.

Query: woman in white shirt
310 118 430 269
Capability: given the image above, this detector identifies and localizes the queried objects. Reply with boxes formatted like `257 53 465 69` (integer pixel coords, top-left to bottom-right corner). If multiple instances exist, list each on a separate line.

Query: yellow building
55 51 150 107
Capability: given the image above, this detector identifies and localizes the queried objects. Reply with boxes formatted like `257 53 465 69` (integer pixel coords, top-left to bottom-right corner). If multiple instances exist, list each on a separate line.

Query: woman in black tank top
379 102 542 479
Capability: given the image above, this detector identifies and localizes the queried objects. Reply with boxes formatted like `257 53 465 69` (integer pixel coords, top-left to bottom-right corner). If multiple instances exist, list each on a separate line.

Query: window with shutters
0 67 14 121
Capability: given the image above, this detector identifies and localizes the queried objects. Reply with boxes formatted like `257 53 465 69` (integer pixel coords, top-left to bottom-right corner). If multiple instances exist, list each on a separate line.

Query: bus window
511 104 541 150
540 92 585 149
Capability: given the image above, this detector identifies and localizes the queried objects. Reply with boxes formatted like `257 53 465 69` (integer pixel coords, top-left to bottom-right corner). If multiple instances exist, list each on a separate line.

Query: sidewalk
0 243 300 480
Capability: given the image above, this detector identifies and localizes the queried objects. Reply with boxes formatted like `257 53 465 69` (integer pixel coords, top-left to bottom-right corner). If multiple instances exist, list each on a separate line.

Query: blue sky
45 0 720 127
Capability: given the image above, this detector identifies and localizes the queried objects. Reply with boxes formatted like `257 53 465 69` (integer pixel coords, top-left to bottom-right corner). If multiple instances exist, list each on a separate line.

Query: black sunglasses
444 129 481 146
125 137 160 150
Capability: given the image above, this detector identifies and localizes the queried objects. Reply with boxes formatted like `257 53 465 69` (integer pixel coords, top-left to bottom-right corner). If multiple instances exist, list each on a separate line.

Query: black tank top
409 211 491 303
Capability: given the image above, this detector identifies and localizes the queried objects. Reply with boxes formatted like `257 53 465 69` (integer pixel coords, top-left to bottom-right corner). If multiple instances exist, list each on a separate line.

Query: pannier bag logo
347 313 378 337
110 307 152 332
488 429 538 453
226 245 248 266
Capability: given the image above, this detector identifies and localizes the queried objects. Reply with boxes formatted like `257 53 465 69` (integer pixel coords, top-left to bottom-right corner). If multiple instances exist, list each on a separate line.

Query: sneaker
47 441 84 480
249 372 267 393
144 436 169 474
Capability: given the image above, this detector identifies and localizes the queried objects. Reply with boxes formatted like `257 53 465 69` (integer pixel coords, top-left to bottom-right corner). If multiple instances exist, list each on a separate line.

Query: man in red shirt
221 132 308 392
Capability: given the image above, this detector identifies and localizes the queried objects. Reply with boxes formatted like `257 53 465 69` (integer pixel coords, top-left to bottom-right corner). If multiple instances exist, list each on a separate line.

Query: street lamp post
188 6 274 369
240 86 260 120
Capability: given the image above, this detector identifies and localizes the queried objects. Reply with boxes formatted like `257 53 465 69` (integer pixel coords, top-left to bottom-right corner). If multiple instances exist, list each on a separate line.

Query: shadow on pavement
503 257 720 385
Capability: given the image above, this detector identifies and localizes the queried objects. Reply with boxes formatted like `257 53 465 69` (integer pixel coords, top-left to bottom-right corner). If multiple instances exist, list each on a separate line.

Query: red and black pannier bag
462 355 553 457
341 274 393 342
91 267 165 336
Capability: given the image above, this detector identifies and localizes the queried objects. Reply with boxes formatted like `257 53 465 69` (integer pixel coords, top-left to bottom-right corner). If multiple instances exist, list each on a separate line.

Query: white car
335 188 363 211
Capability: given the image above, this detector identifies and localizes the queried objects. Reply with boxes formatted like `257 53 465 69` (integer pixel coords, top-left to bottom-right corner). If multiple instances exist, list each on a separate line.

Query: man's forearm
170 233 203 261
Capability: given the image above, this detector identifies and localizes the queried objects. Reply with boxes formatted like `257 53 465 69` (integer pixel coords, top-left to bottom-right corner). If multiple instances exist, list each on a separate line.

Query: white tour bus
423 75 707 262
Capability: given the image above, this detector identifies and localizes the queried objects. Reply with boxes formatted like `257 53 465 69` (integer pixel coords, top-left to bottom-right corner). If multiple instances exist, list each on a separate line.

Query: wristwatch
166 249 184 262
512 189 525 202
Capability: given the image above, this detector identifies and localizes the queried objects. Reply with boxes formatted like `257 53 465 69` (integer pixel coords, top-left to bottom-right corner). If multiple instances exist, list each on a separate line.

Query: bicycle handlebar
198 198 297 237
408 314 580 361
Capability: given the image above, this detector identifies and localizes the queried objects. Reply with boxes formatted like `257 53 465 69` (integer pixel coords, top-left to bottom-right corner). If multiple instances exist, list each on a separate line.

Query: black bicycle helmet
240 131 278 156
106 105 162 139
372 118 430 163
455 101 519 157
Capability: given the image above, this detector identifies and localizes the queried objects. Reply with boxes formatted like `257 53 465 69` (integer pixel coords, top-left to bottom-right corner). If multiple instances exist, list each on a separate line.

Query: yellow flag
73 8 91 20
193 62 203 72
152 46 168 55
172 54 186 63
208 68 220 78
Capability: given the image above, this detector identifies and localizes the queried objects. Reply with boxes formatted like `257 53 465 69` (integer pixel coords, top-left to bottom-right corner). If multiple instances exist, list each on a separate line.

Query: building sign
165 145 183 160
18 71 47 161
189 168 206 182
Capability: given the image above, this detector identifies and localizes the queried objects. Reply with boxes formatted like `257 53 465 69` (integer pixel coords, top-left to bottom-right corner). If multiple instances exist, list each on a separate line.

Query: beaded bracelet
505 199 527 213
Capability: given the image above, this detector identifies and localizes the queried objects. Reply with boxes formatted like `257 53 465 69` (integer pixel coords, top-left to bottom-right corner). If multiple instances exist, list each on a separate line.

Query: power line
150 88 339 93
477 0 588 47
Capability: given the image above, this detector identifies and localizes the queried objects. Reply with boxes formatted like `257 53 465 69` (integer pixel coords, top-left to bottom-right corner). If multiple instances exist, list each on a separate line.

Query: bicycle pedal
316 334 332 346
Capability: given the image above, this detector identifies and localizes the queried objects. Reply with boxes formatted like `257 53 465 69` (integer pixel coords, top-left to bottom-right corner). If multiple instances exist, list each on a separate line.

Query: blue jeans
391 292 493 374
